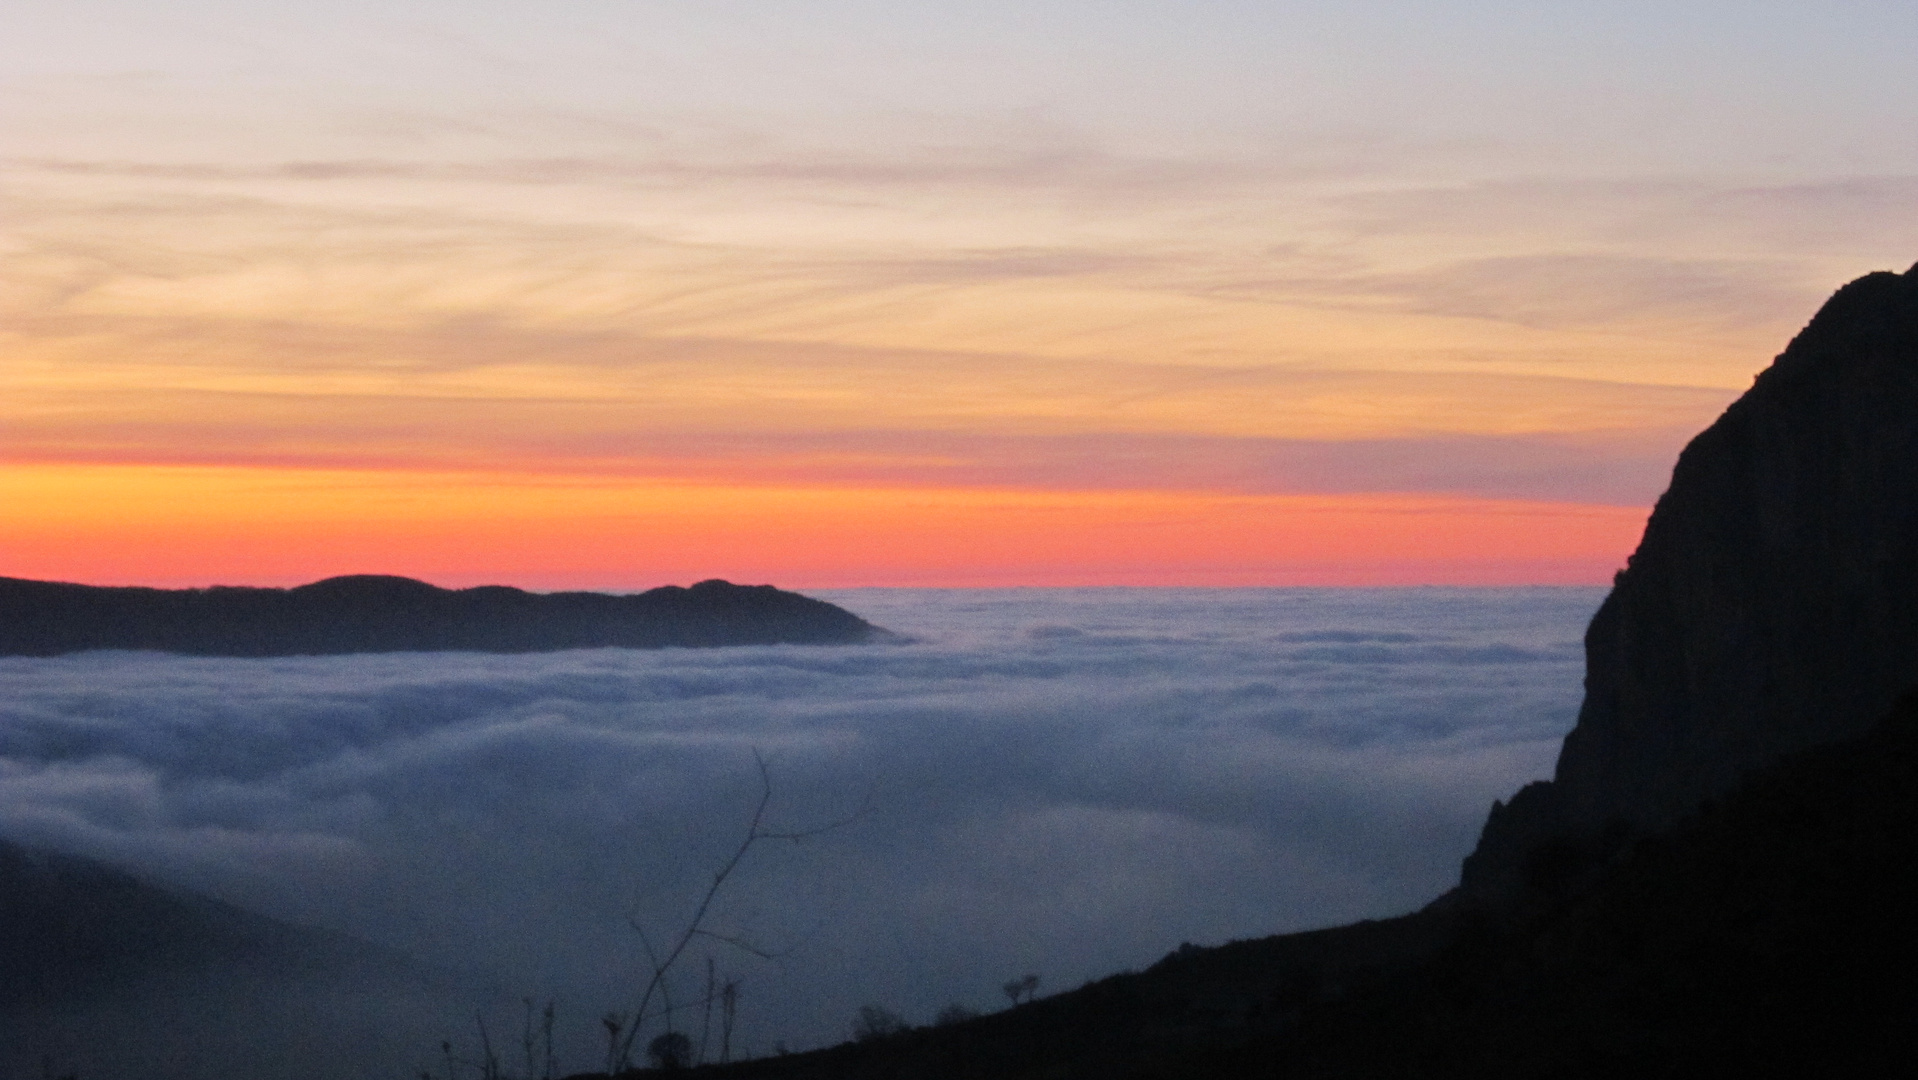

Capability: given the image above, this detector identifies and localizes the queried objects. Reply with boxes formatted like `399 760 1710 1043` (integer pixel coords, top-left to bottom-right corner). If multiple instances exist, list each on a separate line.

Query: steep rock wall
1464 263 1918 895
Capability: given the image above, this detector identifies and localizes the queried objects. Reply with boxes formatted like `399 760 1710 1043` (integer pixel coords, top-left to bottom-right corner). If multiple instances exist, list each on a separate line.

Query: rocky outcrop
1269 694 1918 1079
1463 262 1918 900
0 575 886 657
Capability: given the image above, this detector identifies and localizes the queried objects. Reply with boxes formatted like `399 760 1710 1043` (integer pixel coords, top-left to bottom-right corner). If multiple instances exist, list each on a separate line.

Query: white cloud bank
0 586 1600 1068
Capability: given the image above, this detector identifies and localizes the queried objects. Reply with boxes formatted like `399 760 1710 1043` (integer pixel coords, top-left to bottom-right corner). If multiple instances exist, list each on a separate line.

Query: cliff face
0 575 885 657
1466 263 1918 895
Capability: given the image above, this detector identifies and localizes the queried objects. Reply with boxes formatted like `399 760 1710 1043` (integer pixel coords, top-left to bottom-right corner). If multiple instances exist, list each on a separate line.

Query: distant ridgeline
1462 261 1918 904
0 575 885 657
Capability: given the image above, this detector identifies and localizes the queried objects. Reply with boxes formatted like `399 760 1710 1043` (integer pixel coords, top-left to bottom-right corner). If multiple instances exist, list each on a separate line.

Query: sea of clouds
0 587 1602 1072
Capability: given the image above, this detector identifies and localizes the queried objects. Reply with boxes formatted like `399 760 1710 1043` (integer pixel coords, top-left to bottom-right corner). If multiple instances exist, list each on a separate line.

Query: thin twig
690 928 782 960
615 751 862 1066
698 956 716 1066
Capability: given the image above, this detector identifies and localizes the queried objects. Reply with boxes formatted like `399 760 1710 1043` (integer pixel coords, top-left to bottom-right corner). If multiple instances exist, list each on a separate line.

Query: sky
6 1 1918 587
0 588 1599 1072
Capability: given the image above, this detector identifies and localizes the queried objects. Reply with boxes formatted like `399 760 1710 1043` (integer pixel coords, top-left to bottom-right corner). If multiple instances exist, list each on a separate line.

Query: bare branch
690 928 782 960
616 749 858 1066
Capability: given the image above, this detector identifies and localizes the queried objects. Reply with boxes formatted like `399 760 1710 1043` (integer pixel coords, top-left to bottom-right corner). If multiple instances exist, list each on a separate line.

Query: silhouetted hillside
0 575 887 657
0 839 424 1006
1 839 473 1080
1252 693 1918 1078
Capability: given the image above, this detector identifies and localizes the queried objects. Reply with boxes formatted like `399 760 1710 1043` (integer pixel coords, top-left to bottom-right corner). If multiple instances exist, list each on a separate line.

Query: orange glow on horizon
1 464 1646 589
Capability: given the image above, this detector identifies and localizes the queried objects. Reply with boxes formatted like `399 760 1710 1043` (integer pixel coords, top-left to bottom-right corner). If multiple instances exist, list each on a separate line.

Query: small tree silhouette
935 1003 980 1026
718 979 739 1063
1002 973 1040 1007
601 1015 624 1076
852 1005 909 1042
648 1031 692 1070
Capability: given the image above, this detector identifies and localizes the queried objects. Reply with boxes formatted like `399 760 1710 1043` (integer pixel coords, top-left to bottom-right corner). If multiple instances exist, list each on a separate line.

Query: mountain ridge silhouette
0 574 887 657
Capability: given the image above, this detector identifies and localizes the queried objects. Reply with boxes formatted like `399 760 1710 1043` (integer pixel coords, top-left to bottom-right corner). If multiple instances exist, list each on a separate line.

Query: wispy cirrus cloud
1216 253 1822 334
1 414 1702 507
1 120 1894 591
7 150 1876 369
4 298 1733 506
1333 175 1918 284
4 142 1326 193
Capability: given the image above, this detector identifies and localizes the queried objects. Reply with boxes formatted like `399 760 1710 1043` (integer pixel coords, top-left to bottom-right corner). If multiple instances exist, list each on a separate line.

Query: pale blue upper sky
10 1 1918 176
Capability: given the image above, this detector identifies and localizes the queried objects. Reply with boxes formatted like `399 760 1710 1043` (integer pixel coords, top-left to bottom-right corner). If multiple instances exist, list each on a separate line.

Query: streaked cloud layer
5 2 1917 584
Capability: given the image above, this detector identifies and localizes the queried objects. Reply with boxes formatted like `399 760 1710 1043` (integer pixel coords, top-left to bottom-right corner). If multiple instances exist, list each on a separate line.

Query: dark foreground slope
1 839 474 1080
1255 693 1918 1079
1 839 409 1006
662 694 1918 1079
0 575 884 657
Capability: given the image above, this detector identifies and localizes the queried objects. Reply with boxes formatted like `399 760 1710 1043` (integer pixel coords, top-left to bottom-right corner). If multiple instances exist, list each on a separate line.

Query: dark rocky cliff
1464 262 1918 899
0 575 885 657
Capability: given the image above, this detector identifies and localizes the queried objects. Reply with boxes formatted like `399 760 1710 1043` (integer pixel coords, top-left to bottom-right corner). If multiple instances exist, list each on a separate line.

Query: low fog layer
1 587 1599 1074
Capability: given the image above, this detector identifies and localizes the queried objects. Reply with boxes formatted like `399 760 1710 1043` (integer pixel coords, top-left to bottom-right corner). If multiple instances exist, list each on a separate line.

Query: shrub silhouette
934 1003 980 1026
852 1005 909 1041
1002 973 1040 1007
648 1031 691 1070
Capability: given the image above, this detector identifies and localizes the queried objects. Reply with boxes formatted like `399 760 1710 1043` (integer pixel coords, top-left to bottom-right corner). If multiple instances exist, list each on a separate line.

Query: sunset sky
6 1 1918 587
